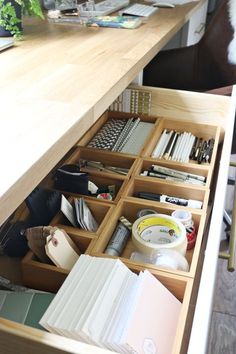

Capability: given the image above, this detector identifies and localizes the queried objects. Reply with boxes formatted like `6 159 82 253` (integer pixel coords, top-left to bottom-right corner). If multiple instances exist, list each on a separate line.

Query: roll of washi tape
171 210 193 228
186 226 197 250
171 210 196 249
97 193 112 201
132 214 187 256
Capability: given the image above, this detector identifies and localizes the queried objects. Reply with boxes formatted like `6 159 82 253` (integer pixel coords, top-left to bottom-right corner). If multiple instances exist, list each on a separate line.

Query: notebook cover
120 270 181 354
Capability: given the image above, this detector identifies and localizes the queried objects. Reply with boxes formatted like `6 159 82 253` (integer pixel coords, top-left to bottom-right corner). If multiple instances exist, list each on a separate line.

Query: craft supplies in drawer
21 227 97 292
40 166 128 203
50 195 114 235
59 146 138 179
91 199 206 278
21 196 114 292
143 118 220 168
123 177 209 212
38 254 192 354
135 158 211 188
78 111 158 156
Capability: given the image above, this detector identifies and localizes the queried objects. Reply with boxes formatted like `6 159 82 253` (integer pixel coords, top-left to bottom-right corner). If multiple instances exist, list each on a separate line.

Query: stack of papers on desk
40 255 181 353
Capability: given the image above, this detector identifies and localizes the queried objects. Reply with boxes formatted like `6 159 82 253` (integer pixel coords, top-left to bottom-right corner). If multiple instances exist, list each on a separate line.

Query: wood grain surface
0 1 204 226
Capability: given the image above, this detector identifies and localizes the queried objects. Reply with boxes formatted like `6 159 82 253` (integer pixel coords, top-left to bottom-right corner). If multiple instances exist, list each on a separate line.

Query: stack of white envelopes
40 255 181 354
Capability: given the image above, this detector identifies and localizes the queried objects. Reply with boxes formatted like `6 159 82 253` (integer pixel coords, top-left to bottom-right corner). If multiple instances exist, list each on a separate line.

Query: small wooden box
63 146 138 180
91 198 206 278
123 177 209 212
21 227 97 292
49 196 115 235
77 111 159 156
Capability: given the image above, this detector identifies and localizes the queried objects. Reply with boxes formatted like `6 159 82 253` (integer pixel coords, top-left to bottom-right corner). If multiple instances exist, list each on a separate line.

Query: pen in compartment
152 128 215 164
140 164 206 185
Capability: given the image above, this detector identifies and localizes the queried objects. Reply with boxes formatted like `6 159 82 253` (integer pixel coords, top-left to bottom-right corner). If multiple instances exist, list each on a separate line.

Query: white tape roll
130 249 189 272
132 214 187 256
171 210 193 228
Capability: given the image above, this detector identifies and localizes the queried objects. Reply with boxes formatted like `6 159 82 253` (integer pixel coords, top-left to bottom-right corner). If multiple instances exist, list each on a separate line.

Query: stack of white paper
40 255 181 354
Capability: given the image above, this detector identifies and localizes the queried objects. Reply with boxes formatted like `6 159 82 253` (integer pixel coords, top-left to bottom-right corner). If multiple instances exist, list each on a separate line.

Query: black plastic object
53 164 89 195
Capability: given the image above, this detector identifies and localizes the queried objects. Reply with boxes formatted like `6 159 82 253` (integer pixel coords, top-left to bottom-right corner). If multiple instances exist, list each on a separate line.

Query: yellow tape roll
132 214 187 256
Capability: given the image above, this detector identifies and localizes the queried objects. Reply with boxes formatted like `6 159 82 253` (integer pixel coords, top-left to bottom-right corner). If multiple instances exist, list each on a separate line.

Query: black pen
198 140 207 164
163 131 176 159
194 138 203 160
189 136 198 160
204 139 215 162
165 131 179 160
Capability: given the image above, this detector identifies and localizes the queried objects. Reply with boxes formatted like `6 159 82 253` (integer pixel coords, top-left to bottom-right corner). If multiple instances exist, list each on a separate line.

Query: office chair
143 0 236 151
143 0 236 92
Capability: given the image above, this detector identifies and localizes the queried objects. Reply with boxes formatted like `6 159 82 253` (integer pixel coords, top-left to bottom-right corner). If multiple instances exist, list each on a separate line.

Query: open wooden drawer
0 86 235 354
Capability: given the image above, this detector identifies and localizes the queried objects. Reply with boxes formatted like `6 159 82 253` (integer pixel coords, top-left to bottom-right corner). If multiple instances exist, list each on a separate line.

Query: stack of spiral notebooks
87 118 154 155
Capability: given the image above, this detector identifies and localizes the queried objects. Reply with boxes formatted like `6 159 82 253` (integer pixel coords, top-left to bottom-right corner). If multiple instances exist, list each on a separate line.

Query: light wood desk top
0 1 203 225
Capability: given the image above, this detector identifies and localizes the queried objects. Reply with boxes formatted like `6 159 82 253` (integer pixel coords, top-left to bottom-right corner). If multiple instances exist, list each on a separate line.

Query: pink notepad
120 270 181 354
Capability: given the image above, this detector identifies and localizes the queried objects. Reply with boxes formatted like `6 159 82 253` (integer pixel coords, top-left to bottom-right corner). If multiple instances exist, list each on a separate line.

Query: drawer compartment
21 198 115 292
124 177 209 212
61 146 138 179
77 111 158 156
91 199 205 278
143 117 220 166
49 196 114 235
41 172 127 204
135 158 210 187
21 227 97 292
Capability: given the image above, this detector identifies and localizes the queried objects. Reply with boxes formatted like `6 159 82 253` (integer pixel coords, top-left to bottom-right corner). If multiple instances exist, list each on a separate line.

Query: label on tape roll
132 214 187 256
141 225 179 244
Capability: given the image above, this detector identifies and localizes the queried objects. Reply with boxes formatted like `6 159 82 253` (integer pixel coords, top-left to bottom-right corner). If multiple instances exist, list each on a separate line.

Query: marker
138 192 203 209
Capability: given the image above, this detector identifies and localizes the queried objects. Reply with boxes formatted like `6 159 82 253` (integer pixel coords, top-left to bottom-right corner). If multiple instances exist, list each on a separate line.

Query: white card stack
40 255 181 354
